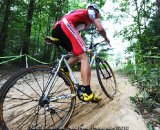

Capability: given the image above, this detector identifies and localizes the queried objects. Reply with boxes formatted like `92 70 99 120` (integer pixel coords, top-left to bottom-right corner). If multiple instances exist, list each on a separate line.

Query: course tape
0 55 23 65
143 55 160 59
0 55 50 65
1 54 159 65
0 55 21 59
27 55 49 65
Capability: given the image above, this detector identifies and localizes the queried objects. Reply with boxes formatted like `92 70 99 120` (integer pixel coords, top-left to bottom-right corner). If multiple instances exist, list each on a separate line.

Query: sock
81 85 92 95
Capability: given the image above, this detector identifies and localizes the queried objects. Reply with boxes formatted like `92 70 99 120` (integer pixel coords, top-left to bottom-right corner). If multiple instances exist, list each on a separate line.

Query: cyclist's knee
77 53 89 62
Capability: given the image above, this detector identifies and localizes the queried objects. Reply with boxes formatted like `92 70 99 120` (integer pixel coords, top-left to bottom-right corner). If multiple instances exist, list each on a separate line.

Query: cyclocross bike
0 36 117 130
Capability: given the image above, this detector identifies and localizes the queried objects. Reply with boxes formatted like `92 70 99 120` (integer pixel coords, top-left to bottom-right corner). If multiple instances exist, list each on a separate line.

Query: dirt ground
67 72 148 130
0 70 148 130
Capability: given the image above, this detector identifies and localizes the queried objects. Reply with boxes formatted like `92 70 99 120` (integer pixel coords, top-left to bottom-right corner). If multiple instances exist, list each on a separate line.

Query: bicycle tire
96 58 117 99
0 65 76 130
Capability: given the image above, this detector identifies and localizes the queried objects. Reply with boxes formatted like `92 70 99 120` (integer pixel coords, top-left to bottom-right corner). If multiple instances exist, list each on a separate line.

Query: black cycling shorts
52 24 72 52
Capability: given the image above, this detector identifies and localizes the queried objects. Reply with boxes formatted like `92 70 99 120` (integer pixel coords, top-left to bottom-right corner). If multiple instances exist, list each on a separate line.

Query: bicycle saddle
45 36 60 45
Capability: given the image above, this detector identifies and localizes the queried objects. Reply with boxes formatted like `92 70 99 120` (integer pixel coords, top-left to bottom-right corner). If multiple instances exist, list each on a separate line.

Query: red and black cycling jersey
62 9 99 31
52 9 99 56
54 9 99 31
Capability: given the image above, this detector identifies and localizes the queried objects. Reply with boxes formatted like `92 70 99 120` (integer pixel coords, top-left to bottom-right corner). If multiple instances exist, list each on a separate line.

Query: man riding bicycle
52 4 110 102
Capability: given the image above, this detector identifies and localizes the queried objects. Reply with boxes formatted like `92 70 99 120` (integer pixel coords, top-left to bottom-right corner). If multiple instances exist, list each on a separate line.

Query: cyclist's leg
67 56 79 67
60 18 91 86
61 56 79 75
77 53 90 86
60 18 102 102
67 54 91 89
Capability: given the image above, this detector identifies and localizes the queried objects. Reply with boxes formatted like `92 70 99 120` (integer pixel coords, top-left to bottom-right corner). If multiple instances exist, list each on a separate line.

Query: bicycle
0 36 117 130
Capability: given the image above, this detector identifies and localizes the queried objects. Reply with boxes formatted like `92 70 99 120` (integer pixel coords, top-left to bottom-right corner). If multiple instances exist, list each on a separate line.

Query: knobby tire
0 65 76 130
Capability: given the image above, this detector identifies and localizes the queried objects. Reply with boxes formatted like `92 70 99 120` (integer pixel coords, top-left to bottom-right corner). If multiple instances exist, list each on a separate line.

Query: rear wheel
96 58 117 99
0 65 76 130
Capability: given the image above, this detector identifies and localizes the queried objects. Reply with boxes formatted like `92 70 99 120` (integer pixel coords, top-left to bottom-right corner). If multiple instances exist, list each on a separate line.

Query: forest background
0 0 160 128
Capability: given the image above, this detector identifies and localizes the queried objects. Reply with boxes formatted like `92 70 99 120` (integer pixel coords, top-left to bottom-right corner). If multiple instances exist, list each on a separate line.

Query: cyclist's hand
105 37 111 47
105 37 110 43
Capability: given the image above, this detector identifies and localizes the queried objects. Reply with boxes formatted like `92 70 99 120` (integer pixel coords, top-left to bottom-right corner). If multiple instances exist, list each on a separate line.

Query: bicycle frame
90 49 98 67
0 37 115 130
43 42 104 98
43 54 78 98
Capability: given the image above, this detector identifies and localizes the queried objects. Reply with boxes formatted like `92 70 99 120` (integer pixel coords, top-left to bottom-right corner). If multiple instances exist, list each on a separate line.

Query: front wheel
96 58 117 99
0 65 76 130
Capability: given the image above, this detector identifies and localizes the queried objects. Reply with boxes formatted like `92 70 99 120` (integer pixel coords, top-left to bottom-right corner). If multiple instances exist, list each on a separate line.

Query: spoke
53 101 71 104
23 79 41 97
107 80 116 91
50 105 70 117
15 108 38 130
4 100 35 110
35 110 39 127
28 106 41 129
44 109 47 128
55 111 63 120
51 87 69 97
55 106 70 113
6 104 38 123
50 81 66 97
13 87 36 101
32 71 43 93
44 75 63 97
48 107 64 121
6 96 33 101
50 114 56 128
2 66 75 129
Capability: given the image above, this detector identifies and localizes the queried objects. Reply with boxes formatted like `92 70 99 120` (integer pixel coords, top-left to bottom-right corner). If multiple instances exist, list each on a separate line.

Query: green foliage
0 0 106 64
87 0 105 7
0 0 70 62
114 0 159 91
118 61 135 76
113 1 160 126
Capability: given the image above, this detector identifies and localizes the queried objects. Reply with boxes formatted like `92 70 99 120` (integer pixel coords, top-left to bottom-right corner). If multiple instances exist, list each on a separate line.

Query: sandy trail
67 71 148 130
0 70 148 130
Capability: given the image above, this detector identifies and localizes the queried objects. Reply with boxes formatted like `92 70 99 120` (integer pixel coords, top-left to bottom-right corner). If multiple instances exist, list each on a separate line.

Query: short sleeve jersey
62 9 99 31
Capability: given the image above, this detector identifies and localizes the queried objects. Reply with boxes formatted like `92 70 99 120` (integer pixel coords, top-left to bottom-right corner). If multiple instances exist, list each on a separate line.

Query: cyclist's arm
93 18 110 43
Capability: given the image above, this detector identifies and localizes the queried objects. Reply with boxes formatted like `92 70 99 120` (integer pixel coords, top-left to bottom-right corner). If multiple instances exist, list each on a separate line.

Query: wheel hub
39 95 49 107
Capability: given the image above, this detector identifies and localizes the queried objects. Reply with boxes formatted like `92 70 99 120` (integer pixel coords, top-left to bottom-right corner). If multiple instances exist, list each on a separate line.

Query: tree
157 0 160 16
0 0 106 64
21 0 35 55
0 0 12 57
110 1 160 116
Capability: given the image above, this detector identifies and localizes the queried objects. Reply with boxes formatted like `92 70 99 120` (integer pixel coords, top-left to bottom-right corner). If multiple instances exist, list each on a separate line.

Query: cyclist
52 4 110 102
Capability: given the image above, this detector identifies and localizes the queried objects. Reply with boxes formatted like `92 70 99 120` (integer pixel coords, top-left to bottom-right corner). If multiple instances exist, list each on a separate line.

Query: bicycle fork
39 55 78 110
44 55 78 97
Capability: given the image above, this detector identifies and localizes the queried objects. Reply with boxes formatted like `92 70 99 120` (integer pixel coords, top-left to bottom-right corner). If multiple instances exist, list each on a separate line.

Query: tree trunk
0 0 11 57
22 0 35 55
157 0 160 16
